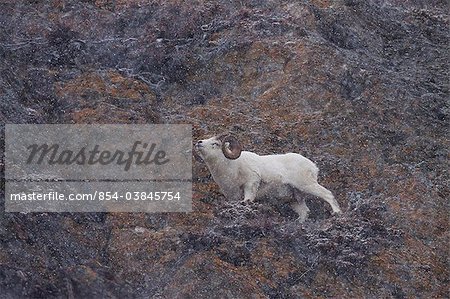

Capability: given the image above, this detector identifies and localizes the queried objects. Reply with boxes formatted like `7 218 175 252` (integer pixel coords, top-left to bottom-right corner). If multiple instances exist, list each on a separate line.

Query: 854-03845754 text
9 191 183 201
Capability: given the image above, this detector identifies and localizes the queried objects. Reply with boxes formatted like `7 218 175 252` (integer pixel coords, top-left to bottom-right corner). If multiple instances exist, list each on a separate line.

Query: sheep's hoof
241 200 254 206
332 210 343 216
297 216 308 223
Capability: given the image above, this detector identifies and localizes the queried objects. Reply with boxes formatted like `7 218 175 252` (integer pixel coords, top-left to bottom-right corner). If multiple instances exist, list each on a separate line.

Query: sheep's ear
222 136 242 160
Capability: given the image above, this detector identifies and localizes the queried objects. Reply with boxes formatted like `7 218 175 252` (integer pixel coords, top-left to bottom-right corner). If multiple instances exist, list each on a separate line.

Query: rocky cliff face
0 0 448 298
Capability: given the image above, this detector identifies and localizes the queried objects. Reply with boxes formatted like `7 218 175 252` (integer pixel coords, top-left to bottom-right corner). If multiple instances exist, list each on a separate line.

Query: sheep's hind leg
292 189 310 222
301 183 342 215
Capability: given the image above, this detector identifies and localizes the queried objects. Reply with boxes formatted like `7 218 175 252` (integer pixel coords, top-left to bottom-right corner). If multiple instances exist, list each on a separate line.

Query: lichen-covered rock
0 0 448 298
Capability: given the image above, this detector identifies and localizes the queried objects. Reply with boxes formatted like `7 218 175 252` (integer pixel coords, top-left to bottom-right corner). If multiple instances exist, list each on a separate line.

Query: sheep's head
195 133 242 161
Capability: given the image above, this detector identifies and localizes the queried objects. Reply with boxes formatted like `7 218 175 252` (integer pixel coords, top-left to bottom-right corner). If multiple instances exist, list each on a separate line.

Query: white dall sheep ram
195 133 342 222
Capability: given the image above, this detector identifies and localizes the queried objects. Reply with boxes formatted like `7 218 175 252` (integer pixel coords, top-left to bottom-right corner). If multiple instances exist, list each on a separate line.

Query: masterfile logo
5 124 192 213
26 141 170 171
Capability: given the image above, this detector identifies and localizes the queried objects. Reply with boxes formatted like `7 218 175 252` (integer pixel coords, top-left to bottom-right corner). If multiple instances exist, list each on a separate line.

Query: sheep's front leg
242 180 260 204
293 189 310 223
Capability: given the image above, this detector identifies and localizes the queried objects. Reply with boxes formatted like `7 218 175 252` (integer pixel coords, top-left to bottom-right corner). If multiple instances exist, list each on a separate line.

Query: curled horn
216 132 230 142
221 135 242 160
